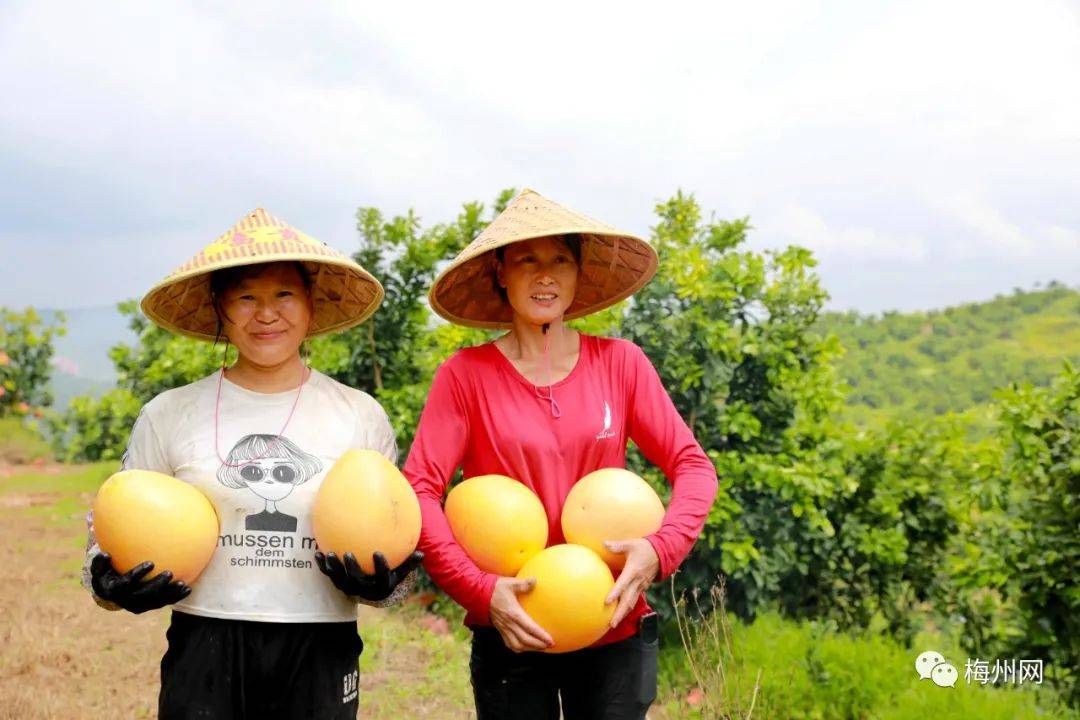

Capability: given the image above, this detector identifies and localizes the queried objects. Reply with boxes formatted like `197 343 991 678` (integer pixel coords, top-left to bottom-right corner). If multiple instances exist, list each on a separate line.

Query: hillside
32 305 132 410
817 283 1080 424
42 306 133 382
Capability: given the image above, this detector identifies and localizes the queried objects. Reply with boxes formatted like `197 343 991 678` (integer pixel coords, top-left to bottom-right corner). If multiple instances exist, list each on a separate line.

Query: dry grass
671 579 762 720
0 501 167 719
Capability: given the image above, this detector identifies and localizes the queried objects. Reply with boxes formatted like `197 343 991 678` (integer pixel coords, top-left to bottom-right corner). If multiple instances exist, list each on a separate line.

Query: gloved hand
315 550 424 602
89 552 192 614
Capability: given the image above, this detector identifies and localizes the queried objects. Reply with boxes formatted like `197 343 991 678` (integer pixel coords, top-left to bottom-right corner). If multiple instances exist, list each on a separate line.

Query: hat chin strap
214 340 310 466
536 323 562 418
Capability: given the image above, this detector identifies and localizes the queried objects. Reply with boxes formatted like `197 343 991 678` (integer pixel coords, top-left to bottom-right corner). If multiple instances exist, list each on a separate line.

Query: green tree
334 191 514 459
618 191 849 620
0 307 65 417
997 363 1080 704
51 388 143 462
811 418 999 642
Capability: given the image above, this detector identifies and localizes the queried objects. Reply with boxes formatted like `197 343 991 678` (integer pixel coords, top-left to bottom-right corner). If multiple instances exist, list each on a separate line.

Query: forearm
352 567 419 609
645 451 718 579
416 494 499 618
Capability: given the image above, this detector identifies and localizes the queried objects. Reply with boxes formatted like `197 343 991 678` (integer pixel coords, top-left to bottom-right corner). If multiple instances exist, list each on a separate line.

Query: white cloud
1044 225 1079 249
0 0 1078 310
759 205 928 262
936 194 1034 257
933 194 1080 259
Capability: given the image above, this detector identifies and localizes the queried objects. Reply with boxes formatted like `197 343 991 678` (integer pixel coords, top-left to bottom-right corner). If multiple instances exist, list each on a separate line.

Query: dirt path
0 495 168 719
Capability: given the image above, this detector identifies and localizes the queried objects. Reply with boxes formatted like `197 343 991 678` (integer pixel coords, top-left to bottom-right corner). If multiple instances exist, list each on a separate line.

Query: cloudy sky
1 0 1078 314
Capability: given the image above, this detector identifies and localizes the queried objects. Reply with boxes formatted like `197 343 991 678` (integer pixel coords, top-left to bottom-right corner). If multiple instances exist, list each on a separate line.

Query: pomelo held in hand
516 544 615 654
313 449 422 574
93 470 219 584
445 474 548 576
561 468 665 571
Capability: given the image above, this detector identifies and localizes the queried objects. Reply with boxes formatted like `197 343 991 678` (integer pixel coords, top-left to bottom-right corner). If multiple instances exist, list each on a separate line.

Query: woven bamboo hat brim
429 189 658 329
141 208 384 342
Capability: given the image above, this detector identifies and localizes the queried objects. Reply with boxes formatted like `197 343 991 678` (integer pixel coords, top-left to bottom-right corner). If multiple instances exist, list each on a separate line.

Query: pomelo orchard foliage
995 366 1080 704
47 191 1080 705
0 307 64 417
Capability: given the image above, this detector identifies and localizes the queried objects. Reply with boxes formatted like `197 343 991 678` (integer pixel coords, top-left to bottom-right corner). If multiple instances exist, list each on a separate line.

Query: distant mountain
51 373 111 410
35 305 134 409
41 305 134 383
817 283 1080 425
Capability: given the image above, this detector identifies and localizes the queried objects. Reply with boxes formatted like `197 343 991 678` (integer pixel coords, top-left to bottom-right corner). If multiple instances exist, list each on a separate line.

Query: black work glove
315 550 424 602
90 552 192 614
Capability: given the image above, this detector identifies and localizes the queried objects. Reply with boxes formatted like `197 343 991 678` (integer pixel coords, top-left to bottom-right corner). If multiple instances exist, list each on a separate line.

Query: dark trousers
159 611 363 720
469 626 658 720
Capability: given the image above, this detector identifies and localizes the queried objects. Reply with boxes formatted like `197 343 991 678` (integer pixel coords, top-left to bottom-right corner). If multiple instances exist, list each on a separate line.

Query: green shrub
0 416 52 463
996 363 1080 705
0 307 64 417
658 596 1071 720
47 388 141 462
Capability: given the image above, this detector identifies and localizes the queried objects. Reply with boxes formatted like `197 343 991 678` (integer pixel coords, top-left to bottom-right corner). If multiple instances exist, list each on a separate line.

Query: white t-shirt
85 369 403 623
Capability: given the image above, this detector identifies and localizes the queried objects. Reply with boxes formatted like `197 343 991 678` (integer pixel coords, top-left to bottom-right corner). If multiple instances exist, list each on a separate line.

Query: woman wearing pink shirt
404 190 718 720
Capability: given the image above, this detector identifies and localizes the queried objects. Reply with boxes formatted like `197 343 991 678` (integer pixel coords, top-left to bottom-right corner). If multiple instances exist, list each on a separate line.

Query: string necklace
214 344 310 467
535 323 562 418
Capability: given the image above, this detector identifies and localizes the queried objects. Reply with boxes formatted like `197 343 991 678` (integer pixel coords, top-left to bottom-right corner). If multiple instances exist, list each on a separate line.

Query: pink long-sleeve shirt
403 334 718 646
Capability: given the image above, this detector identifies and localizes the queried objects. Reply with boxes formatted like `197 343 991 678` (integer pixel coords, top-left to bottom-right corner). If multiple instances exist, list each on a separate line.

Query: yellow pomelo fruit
516 544 616 654
313 449 422 574
561 468 665 572
93 470 219 584
445 474 548 576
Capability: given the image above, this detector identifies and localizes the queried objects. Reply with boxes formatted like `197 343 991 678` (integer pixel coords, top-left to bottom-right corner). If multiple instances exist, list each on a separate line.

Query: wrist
480 573 501 621
643 534 665 582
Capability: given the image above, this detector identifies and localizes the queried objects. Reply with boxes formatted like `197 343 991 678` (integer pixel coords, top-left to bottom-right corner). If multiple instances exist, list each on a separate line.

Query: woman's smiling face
496 236 580 326
217 262 313 366
238 458 298 502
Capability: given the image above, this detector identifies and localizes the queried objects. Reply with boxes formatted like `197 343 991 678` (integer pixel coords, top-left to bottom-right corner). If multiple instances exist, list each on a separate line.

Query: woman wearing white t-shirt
81 209 421 719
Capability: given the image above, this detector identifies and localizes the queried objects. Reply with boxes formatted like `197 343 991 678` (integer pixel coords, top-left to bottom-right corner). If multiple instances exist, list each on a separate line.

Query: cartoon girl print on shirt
217 434 322 532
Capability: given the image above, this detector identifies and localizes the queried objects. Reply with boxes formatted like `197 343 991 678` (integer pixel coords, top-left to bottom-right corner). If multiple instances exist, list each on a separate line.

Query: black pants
159 611 363 720
469 626 658 720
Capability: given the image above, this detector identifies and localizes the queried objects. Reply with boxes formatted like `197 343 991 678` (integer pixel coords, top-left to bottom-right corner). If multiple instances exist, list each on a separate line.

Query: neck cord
214 345 309 467
535 323 562 418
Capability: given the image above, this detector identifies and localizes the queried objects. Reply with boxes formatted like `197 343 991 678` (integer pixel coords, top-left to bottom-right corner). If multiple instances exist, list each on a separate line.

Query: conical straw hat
142 208 383 342
429 190 658 329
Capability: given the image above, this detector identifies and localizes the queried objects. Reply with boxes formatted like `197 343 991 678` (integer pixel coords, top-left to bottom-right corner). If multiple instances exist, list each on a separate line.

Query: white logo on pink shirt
595 401 616 440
